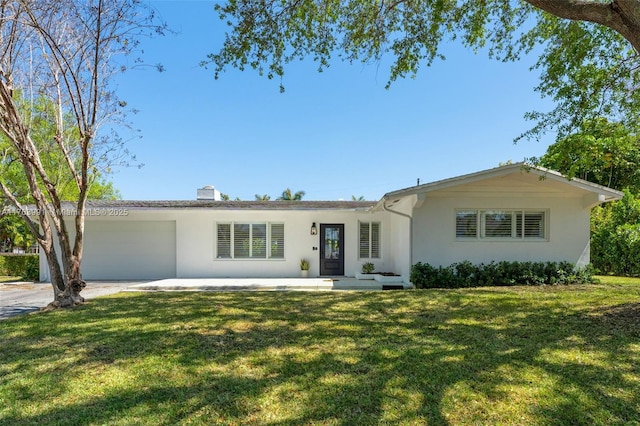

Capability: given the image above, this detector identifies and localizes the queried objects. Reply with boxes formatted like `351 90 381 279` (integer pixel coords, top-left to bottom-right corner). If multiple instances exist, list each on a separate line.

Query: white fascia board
376 163 624 208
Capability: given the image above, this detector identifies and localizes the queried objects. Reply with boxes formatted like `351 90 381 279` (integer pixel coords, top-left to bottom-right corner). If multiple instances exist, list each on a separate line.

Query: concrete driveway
0 281 136 320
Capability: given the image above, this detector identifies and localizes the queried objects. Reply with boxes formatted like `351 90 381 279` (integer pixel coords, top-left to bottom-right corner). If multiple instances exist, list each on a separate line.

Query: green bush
591 191 640 276
0 254 39 281
410 260 594 289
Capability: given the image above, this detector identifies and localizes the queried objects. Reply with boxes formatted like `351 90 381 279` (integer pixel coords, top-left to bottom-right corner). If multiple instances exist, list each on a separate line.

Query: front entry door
320 224 344 276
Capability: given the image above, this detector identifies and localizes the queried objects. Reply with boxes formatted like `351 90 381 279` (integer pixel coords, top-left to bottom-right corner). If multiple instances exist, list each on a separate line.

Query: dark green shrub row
410 260 595 289
0 254 39 281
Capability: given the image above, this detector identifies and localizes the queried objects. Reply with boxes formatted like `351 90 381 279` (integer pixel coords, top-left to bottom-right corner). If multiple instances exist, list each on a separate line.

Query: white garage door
81 221 176 280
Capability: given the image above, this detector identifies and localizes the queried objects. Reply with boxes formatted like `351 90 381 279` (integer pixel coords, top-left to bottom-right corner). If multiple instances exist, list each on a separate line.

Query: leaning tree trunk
53 219 86 309
39 241 70 309
41 222 85 309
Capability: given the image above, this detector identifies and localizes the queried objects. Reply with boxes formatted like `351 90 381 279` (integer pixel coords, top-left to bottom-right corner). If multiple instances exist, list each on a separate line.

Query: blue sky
110 0 555 201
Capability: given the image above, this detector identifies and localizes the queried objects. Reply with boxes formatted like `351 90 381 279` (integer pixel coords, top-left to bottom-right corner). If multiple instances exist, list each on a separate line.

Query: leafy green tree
531 118 640 273
277 188 305 201
255 194 271 201
351 195 365 201
0 0 163 308
591 191 640 276
0 214 33 252
533 118 640 193
208 1 640 139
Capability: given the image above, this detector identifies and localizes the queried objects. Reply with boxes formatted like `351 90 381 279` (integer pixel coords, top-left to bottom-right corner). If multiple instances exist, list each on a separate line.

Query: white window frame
359 221 381 259
216 222 285 259
455 210 548 241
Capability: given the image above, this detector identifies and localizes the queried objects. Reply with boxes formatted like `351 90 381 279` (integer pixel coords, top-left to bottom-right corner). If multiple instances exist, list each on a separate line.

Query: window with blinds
359 221 381 259
483 211 513 238
516 212 545 238
455 211 478 238
270 223 285 259
456 210 546 240
216 222 284 259
217 224 231 258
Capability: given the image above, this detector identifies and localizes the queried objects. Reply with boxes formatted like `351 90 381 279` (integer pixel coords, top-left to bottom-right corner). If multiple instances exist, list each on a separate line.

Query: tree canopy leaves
207 1 640 140
533 118 640 193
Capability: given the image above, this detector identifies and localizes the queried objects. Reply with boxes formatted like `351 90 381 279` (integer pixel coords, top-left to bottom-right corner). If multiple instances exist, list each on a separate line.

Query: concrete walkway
1 277 410 320
126 277 389 292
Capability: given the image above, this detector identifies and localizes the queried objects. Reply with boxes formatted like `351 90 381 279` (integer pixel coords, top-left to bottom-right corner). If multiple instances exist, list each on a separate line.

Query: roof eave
377 163 624 205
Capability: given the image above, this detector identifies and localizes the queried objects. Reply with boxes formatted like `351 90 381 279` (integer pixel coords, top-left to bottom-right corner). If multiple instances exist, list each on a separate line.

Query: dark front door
320 224 344 276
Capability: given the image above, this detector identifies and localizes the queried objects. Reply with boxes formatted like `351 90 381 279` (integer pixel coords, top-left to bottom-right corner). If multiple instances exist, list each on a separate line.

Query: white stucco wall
40 207 391 280
81 220 177 280
171 208 389 278
411 175 595 267
39 211 179 281
383 197 414 278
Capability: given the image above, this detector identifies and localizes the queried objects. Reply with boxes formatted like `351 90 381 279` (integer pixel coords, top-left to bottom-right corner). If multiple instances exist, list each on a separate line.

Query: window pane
217 224 231 258
456 211 477 238
234 224 250 258
371 222 380 258
524 212 545 238
359 222 370 258
251 224 267 258
484 211 512 237
325 226 340 260
270 223 284 258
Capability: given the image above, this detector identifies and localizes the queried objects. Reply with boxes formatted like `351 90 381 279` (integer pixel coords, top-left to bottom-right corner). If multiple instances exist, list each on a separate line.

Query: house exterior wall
37 166 618 282
411 189 592 267
173 209 389 278
383 197 414 278
39 210 180 282
81 220 177 280
40 207 390 281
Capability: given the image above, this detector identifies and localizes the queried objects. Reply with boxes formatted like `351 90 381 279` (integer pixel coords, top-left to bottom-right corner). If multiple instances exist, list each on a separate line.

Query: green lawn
1 277 639 425
0 276 21 283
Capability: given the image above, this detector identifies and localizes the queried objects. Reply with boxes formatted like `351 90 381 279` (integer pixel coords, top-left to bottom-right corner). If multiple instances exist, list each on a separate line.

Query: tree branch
525 0 640 52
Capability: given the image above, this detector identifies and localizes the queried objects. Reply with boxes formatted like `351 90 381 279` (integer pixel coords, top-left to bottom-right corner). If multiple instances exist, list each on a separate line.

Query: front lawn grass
0 276 21 283
1 277 639 425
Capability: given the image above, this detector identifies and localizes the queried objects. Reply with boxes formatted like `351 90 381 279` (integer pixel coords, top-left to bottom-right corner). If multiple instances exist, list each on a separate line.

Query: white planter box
373 274 404 283
355 273 376 280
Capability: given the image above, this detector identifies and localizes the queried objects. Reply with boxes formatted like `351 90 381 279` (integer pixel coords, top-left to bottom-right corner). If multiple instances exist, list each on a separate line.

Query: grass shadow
1 283 639 424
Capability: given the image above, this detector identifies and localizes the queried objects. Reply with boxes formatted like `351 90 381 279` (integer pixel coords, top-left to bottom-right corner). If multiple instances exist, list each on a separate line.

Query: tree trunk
64 254 86 307
40 242 66 309
40 238 85 310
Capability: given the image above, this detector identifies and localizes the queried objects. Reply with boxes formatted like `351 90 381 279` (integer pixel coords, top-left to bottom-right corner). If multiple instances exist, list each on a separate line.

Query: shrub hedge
0 254 39 281
410 260 594 289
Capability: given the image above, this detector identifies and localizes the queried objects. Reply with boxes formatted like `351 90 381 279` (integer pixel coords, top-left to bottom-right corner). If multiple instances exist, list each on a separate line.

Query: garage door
81 221 176 280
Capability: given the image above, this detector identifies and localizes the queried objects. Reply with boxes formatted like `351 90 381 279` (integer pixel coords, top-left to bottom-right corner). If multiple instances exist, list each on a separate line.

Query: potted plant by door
355 262 376 280
300 258 310 278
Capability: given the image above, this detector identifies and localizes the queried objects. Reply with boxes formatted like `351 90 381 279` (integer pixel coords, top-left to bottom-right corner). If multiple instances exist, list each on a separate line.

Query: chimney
197 185 221 201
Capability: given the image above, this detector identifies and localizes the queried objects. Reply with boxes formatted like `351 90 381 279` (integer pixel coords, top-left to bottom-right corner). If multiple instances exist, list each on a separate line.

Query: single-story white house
39 163 623 282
